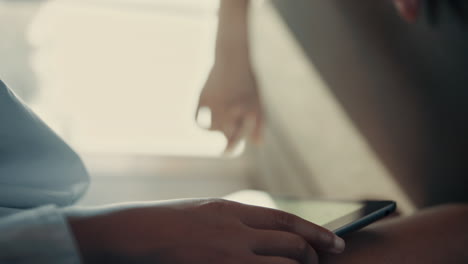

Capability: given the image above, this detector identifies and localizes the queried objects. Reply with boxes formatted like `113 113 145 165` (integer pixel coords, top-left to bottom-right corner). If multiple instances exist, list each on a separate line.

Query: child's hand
196 61 263 153
393 0 421 22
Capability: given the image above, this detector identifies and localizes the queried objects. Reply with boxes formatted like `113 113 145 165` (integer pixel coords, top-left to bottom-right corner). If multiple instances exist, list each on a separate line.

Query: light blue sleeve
0 80 89 263
0 206 82 264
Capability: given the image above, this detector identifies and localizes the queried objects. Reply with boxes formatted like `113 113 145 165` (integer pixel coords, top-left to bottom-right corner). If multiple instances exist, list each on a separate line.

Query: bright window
19 0 229 156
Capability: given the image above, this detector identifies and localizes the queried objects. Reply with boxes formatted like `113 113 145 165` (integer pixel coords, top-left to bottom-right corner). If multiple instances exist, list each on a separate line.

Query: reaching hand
68 199 345 264
197 61 263 153
393 0 421 22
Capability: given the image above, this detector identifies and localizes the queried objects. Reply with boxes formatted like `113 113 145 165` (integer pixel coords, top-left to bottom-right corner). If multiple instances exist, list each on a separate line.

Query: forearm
215 0 251 65
321 204 468 264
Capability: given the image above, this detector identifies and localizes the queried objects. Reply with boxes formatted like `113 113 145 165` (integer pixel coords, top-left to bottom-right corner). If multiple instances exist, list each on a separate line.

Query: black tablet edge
332 201 397 237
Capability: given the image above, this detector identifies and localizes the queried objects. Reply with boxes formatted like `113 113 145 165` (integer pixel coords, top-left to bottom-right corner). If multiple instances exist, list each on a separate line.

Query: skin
394 0 421 22
320 204 468 264
197 0 468 263
198 0 423 153
197 0 420 152
197 0 262 152
67 199 344 264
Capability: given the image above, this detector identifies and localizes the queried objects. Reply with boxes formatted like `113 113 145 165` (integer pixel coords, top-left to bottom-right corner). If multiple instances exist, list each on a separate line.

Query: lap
320 204 468 264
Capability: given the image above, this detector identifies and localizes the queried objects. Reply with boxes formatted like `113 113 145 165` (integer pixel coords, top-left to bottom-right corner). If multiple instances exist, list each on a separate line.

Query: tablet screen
225 190 395 235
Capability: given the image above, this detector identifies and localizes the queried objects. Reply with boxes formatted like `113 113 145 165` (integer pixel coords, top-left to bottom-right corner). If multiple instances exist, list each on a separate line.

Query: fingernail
330 236 345 254
394 0 421 22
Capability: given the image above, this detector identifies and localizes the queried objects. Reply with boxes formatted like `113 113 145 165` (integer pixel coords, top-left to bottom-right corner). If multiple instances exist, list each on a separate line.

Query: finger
222 122 236 142
237 205 345 254
393 0 421 22
225 110 261 153
223 106 248 153
212 102 245 133
209 107 226 131
251 230 319 263
250 110 263 144
251 256 301 264
224 117 244 153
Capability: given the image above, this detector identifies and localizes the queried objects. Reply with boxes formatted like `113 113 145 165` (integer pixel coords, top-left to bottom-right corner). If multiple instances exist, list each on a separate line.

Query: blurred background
2 0 223 155
0 0 413 212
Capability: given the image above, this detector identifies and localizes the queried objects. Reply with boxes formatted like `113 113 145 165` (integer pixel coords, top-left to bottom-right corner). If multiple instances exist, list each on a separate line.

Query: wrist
213 53 251 71
215 0 251 67
67 214 110 263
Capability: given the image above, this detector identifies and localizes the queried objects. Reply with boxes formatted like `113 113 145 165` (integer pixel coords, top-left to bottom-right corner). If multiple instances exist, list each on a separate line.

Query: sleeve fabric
0 80 89 209
0 79 89 263
0 205 82 264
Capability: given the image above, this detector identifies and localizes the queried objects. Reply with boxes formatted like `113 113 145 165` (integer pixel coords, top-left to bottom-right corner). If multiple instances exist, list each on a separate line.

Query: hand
68 199 345 264
197 61 263 153
393 0 421 22
393 0 465 23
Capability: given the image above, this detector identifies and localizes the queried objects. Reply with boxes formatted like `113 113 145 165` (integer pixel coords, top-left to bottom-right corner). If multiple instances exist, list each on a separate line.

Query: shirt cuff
0 205 82 264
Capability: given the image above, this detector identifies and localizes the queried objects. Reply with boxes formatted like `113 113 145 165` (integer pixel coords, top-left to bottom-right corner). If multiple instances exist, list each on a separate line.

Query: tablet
224 190 396 237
